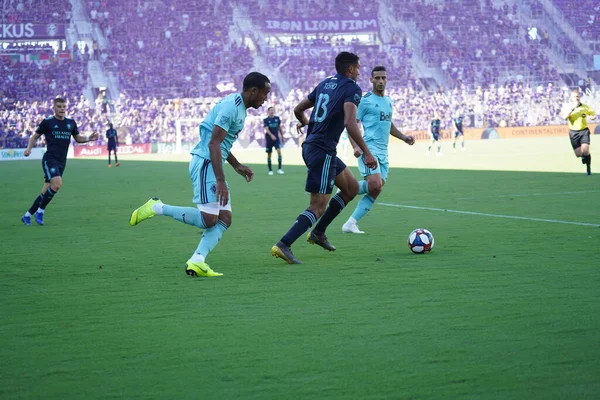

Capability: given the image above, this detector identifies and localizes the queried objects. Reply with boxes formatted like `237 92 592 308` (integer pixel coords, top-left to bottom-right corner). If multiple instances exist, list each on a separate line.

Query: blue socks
351 194 375 222
278 155 282 169
196 220 228 258
314 193 346 234
163 205 208 229
281 209 317 246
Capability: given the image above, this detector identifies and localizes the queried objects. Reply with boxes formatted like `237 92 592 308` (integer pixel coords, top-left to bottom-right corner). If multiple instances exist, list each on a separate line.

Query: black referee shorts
569 128 590 150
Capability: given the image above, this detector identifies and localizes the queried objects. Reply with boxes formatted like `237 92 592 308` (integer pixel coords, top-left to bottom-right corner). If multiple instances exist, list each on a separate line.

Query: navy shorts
107 143 117 151
302 143 346 194
265 137 281 153
431 132 441 141
42 158 65 183
453 130 464 137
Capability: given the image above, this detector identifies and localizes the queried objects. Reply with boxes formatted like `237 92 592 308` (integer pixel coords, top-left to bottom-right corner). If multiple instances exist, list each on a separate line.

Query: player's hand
405 135 415 146
216 181 229 206
24 149 31 157
269 134 277 141
363 152 378 170
89 132 99 142
296 122 306 137
589 115 596 121
235 164 254 182
353 147 363 158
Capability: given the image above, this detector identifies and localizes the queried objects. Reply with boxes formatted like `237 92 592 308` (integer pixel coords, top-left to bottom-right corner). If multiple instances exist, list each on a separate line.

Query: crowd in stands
0 0 71 23
3 82 599 150
553 0 599 41
91 0 253 99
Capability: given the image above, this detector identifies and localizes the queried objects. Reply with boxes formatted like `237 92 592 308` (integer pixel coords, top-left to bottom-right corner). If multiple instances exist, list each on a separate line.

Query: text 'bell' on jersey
430 119 441 133
304 73 362 153
36 116 79 162
264 116 281 136
192 93 247 163
567 103 596 131
357 91 393 157
106 128 118 144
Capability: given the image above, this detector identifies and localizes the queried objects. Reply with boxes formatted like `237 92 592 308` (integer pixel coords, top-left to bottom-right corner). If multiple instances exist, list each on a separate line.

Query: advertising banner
0 147 45 161
264 17 378 33
73 144 152 158
405 124 599 141
0 23 66 39
152 142 196 154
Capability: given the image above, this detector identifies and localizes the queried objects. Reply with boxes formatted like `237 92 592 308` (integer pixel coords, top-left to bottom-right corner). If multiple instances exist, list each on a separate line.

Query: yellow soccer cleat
129 197 162 226
185 261 223 277
271 241 304 264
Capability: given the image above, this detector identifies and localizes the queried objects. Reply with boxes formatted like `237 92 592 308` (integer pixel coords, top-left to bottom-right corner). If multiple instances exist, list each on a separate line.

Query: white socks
153 203 164 215
190 253 205 263
36 208 45 214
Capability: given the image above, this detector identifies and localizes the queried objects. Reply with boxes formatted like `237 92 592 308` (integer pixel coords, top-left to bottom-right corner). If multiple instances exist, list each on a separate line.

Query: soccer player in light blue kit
342 66 415 234
129 72 271 277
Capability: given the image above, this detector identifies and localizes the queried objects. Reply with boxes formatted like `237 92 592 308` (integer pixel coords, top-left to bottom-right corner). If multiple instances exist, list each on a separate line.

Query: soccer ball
408 229 434 254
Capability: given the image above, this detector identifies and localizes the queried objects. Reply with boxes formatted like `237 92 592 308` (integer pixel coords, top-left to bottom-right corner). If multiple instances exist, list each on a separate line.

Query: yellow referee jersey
567 103 596 131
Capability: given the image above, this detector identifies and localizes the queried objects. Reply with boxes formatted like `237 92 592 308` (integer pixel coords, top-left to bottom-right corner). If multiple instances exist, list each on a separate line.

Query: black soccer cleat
307 230 336 252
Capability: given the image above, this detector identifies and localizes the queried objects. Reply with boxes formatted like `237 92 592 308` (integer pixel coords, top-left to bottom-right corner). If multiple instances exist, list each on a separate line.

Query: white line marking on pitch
400 190 600 203
378 203 600 227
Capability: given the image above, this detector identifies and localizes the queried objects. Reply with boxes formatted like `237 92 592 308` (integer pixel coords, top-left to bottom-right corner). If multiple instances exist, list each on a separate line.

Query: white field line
399 190 600 203
378 203 600 228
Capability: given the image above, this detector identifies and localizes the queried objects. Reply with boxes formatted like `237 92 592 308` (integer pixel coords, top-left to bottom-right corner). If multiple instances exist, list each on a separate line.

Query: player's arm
294 98 314 135
561 103 576 120
24 132 42 157
226 152 253 183
344 102 377 169
278 120 285 142
264 120 276 141
390 122 415 145
74 121 98 143
585 105 596 120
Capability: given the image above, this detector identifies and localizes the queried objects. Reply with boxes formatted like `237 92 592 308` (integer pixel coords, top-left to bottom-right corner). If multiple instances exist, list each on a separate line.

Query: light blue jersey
191 93 247 163
357 91 393 159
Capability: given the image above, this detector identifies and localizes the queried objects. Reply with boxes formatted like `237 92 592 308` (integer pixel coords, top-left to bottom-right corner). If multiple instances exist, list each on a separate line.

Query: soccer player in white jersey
342 66 415 234
129 72 271 277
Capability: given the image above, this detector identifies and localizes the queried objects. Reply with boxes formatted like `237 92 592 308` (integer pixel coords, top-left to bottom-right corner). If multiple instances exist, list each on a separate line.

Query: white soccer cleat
342 220 365 234
277 169 284 175
268 171 274 175
436 152 444 156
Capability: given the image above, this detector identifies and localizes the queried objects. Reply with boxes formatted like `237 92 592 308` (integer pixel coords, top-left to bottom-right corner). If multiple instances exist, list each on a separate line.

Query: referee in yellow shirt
562 89 596 175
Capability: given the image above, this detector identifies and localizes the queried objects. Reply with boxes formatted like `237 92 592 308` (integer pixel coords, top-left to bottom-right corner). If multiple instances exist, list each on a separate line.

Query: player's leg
460 132 466 150
344 158 387 234
129 156 215 228
34 161 64 224
436 135 442 155
272 145 330 263
108 147 112 166
426 137 435 155
276 145 284 174
452 132 458 151
266 144 273 175
580 130 591 175
114 148 119 166
309 158 356 249
22 177 50 225
185 205 230 277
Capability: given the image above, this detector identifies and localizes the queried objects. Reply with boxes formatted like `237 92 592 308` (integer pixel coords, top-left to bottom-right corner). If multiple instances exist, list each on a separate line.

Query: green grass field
1 159 599 399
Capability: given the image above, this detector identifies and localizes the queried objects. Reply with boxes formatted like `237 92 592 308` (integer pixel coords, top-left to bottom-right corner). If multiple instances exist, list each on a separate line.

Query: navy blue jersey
454 116 463 132
36 116 79 162
263 116 281 137
106 128 118 145
430 119 441 134
304 73 362 153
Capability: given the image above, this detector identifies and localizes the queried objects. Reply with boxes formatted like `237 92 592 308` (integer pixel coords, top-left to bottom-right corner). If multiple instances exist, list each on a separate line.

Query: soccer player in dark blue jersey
106 123 119 167
452 112 466 152
21 98 99 225
426 111 443 156
263 106 284 175
271 52 377 264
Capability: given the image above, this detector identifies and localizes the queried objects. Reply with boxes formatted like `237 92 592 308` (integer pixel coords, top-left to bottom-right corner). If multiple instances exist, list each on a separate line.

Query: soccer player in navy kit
106 123 119 167
263 107 284 175
271 52 377 264
21 98 99 225
426 111 443 156
452 113 466 152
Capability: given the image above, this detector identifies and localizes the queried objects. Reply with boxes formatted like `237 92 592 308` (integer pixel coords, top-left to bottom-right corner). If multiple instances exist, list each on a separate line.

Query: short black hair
53 97 66 104
335 52 360 74
371 66 386 76
243 72 270 91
